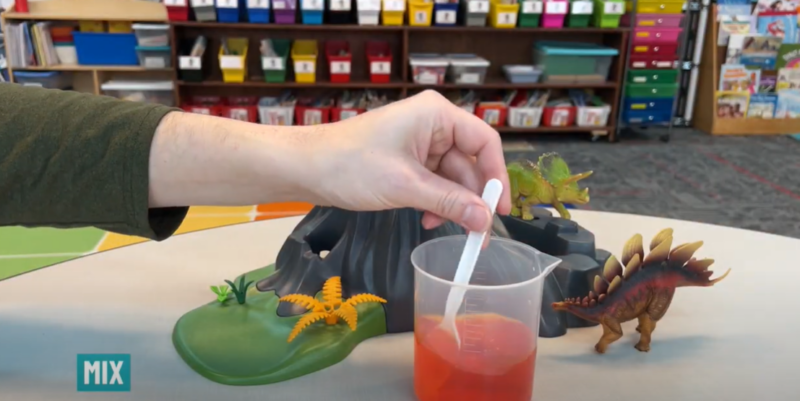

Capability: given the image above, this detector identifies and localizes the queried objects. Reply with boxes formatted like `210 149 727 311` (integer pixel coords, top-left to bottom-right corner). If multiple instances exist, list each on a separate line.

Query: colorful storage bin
292 40 319 83
631 0 684 14
274 0 298 23
219 38 248 83
132 24 169 47
447 53 489 84
165 0 190 21
247 0 272 22
626 13 683 27
489 0 519 27
433 2 458 26
566 0 593 27
108 21 133 33
409 53 448 84
532 40 618 83
542 0 568 27
301 0 325 23
262 39 291 82
73 32 139 65
136 46 172 69
216 0 242 22
79 21 105 33
328 0 355 23
628 68 678 84
462 0 489 26
258 97 295 125
326 40 352 83
408 0 433 26
357 0 381 24
191 0 218 21
592 0 624 28
366 40 392 83
624 83 678 98
519 0 543 27
382 0 406 25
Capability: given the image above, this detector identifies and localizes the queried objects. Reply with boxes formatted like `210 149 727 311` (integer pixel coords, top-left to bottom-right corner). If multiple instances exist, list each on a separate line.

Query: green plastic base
172 265 388 386
592 15 621 28
518 14 541 27
566 15 591 27
264 70 287 83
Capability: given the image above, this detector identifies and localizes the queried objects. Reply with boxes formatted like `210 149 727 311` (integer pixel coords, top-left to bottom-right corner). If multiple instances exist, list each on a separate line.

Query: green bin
566 0 593 27
518 0 543 27
624 83 679 98
532 40 619 83
592 0 624 28
627 69 679 84
262 39 291 83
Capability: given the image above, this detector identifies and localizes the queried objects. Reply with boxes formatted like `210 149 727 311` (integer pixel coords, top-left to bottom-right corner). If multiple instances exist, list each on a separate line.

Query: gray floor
503 129 800 239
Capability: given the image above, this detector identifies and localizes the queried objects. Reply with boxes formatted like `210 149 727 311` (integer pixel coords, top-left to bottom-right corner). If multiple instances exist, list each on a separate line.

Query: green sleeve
0 84 188 241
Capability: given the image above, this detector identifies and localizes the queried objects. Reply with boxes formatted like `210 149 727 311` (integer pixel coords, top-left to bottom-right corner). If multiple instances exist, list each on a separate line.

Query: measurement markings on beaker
462 269 487 353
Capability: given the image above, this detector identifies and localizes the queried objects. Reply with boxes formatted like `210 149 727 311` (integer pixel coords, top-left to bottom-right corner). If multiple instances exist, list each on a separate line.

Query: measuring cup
411 235 561 401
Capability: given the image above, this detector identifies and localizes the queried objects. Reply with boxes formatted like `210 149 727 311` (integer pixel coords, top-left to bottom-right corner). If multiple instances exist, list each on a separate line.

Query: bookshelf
0 0 172 95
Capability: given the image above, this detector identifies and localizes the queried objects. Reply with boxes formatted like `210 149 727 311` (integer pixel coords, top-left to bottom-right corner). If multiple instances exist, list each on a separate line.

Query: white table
1 210 799 401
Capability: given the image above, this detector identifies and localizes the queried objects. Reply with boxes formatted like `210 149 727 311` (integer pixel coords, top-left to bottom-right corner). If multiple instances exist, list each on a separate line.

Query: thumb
408 169 493 233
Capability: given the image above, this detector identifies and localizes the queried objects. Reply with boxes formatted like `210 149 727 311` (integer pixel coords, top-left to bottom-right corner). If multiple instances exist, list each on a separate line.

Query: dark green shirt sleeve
0 84 188 241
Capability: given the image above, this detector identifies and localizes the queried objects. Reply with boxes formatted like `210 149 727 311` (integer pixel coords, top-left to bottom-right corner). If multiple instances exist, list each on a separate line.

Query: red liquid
414 314 537 401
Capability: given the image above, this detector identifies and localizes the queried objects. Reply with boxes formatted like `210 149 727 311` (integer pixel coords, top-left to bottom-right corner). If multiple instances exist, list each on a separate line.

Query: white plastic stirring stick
440 178 504 348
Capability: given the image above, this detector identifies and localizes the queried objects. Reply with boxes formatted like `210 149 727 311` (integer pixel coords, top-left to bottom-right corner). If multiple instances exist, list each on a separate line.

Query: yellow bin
219 38 248 83
629 0 683 14
408 0 433 26
382 0 406 26
108 21 133 33
489 0 519 28
291 40 318 83
79 20 105 33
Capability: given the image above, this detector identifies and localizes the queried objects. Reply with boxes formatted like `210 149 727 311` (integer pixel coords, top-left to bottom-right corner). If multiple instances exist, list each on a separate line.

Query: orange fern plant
279 276 387 342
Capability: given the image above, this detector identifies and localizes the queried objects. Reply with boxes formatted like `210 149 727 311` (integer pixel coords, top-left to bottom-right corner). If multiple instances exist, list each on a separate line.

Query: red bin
475 104 508 127
165 0 190 21
325 40 352 83
295 106 332 125
366 40 392 84
331 107 366 122
542 106 576 127
221 96 259 123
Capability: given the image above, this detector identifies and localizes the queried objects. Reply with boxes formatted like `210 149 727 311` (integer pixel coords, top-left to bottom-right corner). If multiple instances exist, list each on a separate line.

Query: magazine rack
693 4 800 135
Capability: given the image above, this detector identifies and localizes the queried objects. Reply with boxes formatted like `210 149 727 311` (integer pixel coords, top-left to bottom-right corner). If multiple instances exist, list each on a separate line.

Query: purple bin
272 0 297 23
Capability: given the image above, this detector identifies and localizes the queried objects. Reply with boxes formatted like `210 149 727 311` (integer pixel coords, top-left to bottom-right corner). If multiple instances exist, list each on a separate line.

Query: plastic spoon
439 178 503 348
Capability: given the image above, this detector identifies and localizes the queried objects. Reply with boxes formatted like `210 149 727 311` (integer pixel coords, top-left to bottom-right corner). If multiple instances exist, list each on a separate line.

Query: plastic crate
541 0 568 27
518 0 543 27
301 0 325 24
100 80 175 106
191 0 218 21
108 22 133 33
219 38 248 83
258 97 295 125
73 32 139 65
332 107 366 121
633 27 683 43
475 103 508 127
461 0 489 27
532 40 618 83
627 68 678 84
382 0 406 25
295 105 332 125
328 0 355 23
489 0 518 27
274 0 298 23
446 53 489 84
409 53 448 84
223 96 259 122
326 40 352 83
357 0 381 24
13 71 71 89
367 40 392 83
408 0 433 26
576 104 610 126
262 39 291 82
165 0 190 21
247 0 272 22
136 46 172 69
132 24 169 47
566 0 593 27
433 2 458 26
541 105 575 126
292 40 318 83
508 106 544 127
592 0 624 28
503 65 542 83
216 0 242 22
624 13 683 28
79 21 105 33
632 0 684 14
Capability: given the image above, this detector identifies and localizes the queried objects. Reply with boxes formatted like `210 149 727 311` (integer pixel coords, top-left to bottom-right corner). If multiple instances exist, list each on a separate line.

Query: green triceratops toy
507 152 592 221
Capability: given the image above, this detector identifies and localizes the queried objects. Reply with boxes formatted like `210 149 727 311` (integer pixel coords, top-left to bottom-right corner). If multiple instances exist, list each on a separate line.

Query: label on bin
294 60 316 74
468 0 489 12
216 0 238 8
435 10 456 23
262 57 284 70
340 110 359 120
145 57 166 69
330 0 351 10
371 61 391 74
273 0 286 8
498 11 517 25
604 1 624 14
359 0 381 9
458 72 480 84
413 11 428 23
521 1 542 14
571 1 593 14
191 0 214 6
248 0 270 8
384 0 405 11
330 61 351 74
544 0 567 14
179 56 202 70
482 109 500 125
551 109 569 126
304 109 323 125
302 0 324 10
164 0 187 6
220 56 243 69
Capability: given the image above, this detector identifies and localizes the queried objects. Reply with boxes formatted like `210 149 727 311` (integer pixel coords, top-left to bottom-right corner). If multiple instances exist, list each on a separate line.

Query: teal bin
532 40 619 83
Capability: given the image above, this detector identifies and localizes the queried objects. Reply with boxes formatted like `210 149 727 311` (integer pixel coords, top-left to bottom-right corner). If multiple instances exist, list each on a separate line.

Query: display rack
169 19 630 140
0 0 172 95
693 4 800 135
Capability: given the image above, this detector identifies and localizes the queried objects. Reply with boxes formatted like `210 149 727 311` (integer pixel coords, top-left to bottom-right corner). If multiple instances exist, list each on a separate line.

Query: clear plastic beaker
411 235 561 401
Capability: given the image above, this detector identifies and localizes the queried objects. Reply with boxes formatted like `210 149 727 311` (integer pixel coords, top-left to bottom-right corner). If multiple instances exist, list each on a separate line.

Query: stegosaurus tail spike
686 258 715 273
669 241 704 267
650 228 674 251
621 234 644 267
594 275 609 295
623 253 642 280
642 233 673 266
603 256 623 282
606 275 622 295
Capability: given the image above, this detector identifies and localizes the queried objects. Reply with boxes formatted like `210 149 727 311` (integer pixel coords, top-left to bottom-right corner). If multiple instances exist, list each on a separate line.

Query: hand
305 90 511 233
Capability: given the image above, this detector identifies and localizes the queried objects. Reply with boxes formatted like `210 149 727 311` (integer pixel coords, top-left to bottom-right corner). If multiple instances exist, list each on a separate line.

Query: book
775 89 800 117
756 12 798 44
718 15 753 46
760 72 778 92
726 34 747 64
777 67 800 90
746 94 778 117
740 35 783 70
776 44 800 69
716 91 750 118
719 64 761 93
754 0 798 14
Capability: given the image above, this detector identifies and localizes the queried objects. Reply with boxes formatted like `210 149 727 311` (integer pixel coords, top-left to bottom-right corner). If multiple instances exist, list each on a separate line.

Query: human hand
302 90 511 234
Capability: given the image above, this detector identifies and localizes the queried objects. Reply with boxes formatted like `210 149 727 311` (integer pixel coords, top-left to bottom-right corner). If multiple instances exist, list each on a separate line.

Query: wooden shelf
1 0 167 21
177 80 617 90
14 65 173 72
496 126 613 134
407 81 618 90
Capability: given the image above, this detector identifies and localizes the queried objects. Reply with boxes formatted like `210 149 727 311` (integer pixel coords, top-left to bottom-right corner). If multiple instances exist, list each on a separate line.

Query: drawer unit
634 13 683 27
632 42 678 56
633 27 683 43
632 0 684 14
625 83 678 98
623 110 672 124
629 55 675 69
624 97 674 112
628 69 678 84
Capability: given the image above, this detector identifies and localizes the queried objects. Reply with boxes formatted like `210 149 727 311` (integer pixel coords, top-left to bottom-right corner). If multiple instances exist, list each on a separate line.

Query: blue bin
300 0 324 24
73 32 138 66
433 3 458 26
247 4 271 22
217 0 242 22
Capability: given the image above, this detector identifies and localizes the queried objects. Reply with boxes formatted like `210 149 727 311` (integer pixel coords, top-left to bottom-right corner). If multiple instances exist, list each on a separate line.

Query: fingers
407 166 493 234
438 149 483 194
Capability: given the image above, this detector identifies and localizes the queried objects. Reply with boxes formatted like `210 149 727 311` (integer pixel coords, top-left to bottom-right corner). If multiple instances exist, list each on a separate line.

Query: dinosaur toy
279 276 387 342
552 228 730 354
507 152 592 220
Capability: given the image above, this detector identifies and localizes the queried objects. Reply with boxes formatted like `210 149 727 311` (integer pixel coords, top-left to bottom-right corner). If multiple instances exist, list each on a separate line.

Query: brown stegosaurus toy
552 228 730 354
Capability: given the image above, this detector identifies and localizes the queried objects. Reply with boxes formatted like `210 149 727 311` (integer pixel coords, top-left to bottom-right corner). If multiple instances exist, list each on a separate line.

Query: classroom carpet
2 129 798 281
